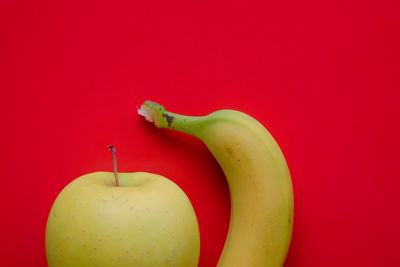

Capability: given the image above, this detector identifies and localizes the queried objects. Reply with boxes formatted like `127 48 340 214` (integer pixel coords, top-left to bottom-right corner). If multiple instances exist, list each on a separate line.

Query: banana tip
137 104 155 123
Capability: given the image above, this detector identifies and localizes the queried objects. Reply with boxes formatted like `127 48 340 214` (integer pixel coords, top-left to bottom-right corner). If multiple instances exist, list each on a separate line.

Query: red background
1 0 400 266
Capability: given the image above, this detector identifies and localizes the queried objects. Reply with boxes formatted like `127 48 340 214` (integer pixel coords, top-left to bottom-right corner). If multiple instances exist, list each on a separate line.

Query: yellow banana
138 101 294 267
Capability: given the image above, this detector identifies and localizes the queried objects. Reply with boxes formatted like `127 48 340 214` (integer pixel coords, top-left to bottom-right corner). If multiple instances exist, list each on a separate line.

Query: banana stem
138 101 202 137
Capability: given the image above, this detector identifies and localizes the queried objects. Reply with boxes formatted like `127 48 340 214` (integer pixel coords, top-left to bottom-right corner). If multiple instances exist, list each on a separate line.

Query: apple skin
45 172 200 267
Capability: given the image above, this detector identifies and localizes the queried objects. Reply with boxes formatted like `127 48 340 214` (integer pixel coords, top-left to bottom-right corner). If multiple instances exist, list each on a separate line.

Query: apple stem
108 145 119 186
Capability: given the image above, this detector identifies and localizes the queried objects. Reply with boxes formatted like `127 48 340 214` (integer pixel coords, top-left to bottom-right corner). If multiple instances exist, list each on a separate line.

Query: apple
45 146 200 266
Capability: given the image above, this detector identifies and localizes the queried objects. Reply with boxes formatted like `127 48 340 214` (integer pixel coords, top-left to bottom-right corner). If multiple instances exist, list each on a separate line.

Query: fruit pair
46 101 293 267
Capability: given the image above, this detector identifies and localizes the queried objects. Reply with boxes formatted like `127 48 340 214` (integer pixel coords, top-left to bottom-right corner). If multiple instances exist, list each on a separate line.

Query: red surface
1 0 400 266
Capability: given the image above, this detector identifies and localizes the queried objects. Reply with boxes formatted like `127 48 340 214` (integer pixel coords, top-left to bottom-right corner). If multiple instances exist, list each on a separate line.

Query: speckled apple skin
45 172 200 267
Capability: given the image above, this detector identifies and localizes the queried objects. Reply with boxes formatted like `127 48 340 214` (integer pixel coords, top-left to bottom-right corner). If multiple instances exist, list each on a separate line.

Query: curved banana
138 101 293 267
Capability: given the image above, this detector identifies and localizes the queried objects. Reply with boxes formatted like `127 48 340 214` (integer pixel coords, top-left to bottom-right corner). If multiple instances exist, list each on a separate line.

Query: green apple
45 171 200 266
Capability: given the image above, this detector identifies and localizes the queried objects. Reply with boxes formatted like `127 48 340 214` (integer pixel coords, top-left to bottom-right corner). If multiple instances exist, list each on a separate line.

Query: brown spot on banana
162 113 175 127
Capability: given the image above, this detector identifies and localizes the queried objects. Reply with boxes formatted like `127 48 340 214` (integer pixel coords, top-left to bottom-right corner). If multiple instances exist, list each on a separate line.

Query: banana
138 101 294 267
